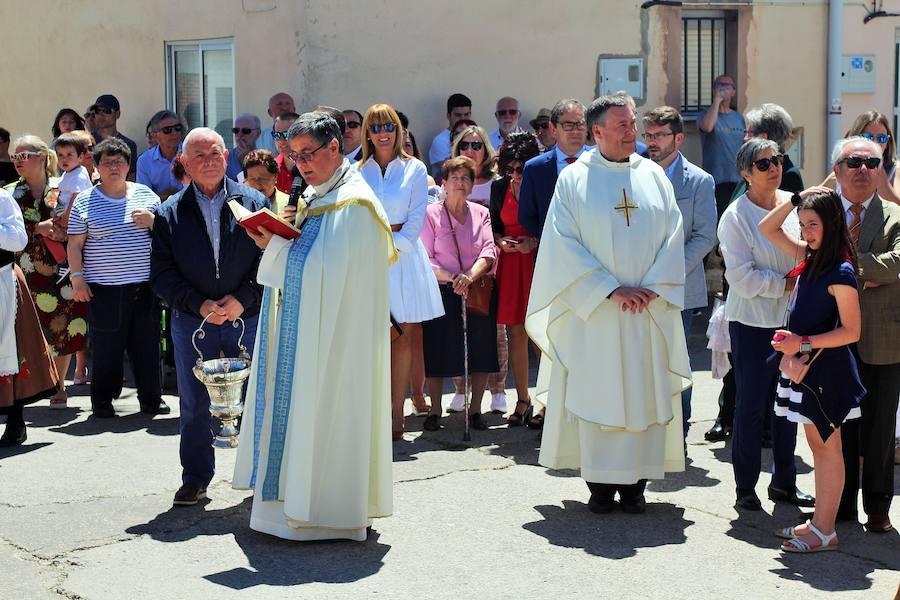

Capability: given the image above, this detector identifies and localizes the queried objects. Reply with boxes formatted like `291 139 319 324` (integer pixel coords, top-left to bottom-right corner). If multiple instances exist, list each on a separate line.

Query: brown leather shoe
864 515 893 533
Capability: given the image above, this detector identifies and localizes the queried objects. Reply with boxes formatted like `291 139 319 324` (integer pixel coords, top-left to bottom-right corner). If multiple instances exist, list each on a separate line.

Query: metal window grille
682 14 726 113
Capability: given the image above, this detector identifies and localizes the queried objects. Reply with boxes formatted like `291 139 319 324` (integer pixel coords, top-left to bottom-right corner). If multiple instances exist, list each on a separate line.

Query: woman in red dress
489 132 541 425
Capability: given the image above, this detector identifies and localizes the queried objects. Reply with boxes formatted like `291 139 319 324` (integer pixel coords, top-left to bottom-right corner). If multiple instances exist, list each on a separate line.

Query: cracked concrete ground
1 321 898 599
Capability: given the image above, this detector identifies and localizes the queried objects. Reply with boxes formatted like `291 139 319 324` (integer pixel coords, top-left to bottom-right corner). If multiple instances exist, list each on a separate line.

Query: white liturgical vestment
525 149 691 484
233 160 396 541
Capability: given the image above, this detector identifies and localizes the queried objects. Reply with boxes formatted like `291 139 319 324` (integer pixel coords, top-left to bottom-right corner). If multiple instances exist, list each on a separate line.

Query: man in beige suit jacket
833 136 900 533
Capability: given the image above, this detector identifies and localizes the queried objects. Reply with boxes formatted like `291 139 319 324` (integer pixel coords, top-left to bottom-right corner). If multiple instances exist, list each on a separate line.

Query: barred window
682 12 727 113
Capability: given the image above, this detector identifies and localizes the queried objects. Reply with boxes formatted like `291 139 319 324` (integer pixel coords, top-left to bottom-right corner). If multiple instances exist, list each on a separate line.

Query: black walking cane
461 292 471 442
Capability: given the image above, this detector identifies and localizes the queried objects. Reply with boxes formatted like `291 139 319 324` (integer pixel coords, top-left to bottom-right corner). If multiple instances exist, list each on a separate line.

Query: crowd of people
0 82 899 548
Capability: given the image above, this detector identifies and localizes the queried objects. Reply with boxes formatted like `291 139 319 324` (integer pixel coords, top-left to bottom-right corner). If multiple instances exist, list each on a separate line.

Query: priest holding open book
233 112 396 541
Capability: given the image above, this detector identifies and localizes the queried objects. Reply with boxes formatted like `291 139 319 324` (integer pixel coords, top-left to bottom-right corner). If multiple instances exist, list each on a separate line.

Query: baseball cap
530 108 551 129
94 94 120 112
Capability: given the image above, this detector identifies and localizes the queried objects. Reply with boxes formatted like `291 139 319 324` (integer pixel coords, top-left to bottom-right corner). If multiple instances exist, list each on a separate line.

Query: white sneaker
490 392 507 414
447 393 466 412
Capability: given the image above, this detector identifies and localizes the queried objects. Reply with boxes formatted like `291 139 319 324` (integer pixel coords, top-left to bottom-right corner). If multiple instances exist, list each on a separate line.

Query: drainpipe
827 0 843 169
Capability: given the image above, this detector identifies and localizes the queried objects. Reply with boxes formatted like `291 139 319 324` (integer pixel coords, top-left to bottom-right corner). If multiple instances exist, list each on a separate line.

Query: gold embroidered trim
306 197 399 265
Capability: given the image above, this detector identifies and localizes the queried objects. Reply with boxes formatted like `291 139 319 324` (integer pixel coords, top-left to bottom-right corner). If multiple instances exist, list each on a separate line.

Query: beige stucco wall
0 0 669 157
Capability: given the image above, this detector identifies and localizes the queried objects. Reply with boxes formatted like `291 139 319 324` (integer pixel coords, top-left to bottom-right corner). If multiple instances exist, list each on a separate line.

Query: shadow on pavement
647 458 720 492
523 500 692 559
48 414 179 437
126 497 389 588
0 441 51 459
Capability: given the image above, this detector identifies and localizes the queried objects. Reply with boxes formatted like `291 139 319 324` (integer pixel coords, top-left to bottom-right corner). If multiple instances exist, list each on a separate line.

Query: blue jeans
681 310 693 438
729 321 798 492
171 311 258 488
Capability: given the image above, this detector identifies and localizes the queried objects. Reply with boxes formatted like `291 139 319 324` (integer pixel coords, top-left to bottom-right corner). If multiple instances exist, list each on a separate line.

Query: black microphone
227 193 244 206
288 175 304 208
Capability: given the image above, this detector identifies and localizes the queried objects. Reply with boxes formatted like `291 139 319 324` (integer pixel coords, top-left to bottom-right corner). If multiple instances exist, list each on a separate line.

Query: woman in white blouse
718 138 811 512
358 104 443 441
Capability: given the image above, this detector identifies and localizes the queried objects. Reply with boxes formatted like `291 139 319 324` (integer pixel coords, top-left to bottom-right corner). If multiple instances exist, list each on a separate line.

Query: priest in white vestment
233 112 396 541
525 96 691 514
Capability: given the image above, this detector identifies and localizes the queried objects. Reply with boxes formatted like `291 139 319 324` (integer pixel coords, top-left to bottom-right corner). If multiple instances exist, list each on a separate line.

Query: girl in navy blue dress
760 188 865 553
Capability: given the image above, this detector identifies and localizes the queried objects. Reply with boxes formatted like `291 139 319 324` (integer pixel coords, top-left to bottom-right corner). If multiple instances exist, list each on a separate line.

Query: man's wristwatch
791 192 802 207
800 336 812 354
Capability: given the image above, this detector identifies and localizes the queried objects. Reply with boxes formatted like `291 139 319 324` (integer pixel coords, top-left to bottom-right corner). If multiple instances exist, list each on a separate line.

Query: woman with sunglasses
821 110 900 205
449 126 508 413
358 104 443 440
488 132 541 425
5 135 87 410
758 188 864 552
718 138 812 512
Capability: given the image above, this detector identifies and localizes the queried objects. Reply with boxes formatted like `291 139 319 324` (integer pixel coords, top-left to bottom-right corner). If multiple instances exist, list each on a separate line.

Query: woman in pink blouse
420 156 497 432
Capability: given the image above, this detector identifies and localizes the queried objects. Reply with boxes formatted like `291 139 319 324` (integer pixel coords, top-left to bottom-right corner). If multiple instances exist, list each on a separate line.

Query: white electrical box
841 54 876 94
598 57 644 100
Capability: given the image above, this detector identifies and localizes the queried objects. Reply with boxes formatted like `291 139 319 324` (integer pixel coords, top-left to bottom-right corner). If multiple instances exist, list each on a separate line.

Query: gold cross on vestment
614 188 638 226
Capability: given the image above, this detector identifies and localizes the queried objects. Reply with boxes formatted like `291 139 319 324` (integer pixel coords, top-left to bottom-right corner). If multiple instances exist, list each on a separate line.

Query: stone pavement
1 329 898 599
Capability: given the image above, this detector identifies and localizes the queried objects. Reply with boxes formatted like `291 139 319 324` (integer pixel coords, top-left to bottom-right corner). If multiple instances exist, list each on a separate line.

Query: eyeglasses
232 127 258 135
841 155 882 170
642 131 674 142
752 155 784 171
861 132 890 144
369 123 396 134
94 106 115 115
288 141 328 163
504 166 524 176
346 121 361 129
98 159 128 169
496 109 519 117
10 151 41 162
160 124 184 135
533 122 549 130
83 111 94 119
272 131 290 141
457 141 483 152
558 120 587 132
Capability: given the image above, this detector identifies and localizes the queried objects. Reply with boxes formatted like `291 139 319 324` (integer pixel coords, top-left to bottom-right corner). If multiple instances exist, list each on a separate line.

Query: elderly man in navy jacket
151 127 269 507
518 99 589 238
643 106 717 445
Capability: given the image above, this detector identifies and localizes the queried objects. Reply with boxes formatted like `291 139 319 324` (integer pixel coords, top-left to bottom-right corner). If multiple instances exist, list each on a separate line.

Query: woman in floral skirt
6 135 87 408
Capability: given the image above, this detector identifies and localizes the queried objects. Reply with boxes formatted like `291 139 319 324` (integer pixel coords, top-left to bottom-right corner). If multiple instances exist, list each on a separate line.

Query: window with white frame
681 11 727 113
165 38 235 147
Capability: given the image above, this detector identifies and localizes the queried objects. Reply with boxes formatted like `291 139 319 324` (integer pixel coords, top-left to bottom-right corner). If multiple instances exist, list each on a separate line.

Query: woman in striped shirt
67 138 167 418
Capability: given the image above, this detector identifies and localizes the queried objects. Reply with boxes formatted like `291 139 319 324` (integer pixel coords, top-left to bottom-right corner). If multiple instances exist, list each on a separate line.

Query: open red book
228 199 300 240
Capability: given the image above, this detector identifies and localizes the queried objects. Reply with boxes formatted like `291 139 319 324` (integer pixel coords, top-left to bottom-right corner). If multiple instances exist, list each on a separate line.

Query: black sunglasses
533 122 549 130
753 155 784 171
272 131 289 141
232 127 257 135
842 155 881 170
504 166 524 176
160 124 184 134
94 106 115 115
346 121 361 129
457 141 483 152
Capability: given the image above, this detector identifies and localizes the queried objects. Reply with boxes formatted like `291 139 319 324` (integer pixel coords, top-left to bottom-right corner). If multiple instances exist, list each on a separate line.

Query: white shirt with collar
840 193 875 225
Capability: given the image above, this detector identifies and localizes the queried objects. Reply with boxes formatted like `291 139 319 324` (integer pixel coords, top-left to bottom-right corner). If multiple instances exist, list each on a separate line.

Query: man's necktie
849 204 864 245
565 156 577 164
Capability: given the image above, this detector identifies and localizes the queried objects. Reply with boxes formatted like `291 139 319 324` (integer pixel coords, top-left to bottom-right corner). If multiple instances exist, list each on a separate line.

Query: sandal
781 520 838 553
527 408 545 429
507 399 533 427
411 395 431 417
